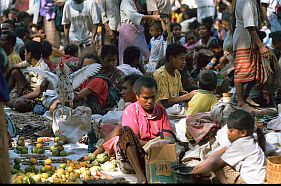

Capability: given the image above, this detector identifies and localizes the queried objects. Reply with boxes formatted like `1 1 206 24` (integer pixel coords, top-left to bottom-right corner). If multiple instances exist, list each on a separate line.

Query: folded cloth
186 112 220 145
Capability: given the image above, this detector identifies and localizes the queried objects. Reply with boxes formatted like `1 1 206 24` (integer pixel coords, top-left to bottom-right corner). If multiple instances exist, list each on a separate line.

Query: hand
151 14 161 21
259 45 269 58
49 100 60 114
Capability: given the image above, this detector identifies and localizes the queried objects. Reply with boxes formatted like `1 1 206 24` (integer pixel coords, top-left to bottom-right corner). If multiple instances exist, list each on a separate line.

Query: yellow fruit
14 158 21 164
67 166 73 173
44 159 52 165
29 158 37 165
45 165 53 171
56 168 65 175
50 146 55 152
59 163 66 169
54 137 60 143
19 136 25 141
37 137 44 143
54 142 58 147
36 143 44 149
42 173 49 179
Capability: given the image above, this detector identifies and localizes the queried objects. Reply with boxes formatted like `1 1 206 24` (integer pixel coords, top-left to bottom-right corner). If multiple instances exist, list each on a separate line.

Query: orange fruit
56 168 65 175
37 138 44 143
44 159 52 165
45 165 53 171
36 143 44 149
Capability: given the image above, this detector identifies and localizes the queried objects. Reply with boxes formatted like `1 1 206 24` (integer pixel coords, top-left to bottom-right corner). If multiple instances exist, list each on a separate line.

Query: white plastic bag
52 106 92 143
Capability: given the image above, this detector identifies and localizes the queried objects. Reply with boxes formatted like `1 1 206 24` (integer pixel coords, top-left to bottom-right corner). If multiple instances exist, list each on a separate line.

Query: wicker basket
266 156 281 184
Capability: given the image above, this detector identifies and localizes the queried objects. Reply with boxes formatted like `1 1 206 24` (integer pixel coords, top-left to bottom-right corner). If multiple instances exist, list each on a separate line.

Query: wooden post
0 101 10 183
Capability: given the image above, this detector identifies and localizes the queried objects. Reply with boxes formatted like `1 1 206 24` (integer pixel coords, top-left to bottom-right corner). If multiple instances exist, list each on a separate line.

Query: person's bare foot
246 97 260 107
240 104 256 113
136 174 147 184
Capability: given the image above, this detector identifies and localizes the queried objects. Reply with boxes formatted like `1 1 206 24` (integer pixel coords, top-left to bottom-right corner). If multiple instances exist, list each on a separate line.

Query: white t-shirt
27 59 50 90
62 0 100 44
146 0 171 14
149 34 167 64
99 0 121 31
117 64 143 76
221 136 266 184
120 0 144 25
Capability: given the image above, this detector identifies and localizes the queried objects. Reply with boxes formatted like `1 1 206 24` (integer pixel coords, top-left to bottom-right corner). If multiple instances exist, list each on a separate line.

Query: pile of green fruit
32 137 45 154
85 152 117 172
14 136 28 154
50 136 67 156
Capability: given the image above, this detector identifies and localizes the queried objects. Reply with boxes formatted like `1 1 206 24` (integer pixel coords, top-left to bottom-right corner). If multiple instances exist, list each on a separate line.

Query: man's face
121 80 136 103
101 54 117 69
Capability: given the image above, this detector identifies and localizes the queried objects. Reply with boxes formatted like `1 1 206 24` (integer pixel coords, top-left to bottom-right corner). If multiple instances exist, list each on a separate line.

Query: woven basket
266 156 281 184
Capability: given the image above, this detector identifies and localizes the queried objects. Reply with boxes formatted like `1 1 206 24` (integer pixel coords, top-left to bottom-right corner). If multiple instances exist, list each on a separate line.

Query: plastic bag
52 106 92 143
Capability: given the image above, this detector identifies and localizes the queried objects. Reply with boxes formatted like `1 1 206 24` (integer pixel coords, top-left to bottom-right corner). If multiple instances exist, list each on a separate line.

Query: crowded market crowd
1 0 281 184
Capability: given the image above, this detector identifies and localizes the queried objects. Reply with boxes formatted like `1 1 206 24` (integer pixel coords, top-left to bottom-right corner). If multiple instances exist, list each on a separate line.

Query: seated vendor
82 76 173 183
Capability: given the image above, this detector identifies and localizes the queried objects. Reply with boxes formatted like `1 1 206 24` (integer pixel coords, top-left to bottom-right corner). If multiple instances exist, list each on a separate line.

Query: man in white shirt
195 0 216 23
62 0 100 57
261 0 281 32
99 0 121 46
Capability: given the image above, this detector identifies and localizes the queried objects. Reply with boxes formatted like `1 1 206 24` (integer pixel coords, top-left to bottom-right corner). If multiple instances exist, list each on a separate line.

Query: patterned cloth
103 67 125 92
115 126 146 174
234 48 256 83
219 165 246 184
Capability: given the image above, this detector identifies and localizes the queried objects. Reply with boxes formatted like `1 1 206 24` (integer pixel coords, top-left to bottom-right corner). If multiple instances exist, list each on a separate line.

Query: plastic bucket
172 165 195 183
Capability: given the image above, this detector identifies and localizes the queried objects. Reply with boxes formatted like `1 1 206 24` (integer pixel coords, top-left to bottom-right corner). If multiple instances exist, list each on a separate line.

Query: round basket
266 156 281 184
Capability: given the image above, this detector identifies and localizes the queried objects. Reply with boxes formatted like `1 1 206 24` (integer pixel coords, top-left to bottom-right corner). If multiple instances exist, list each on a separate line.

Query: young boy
186 69 218 116
145 21 167 73
170 22 186 45
153 43 197 108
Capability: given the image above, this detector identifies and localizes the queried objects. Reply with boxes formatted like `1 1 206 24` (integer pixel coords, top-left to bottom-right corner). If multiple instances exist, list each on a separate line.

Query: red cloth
57 55 80 72
81 78 108 109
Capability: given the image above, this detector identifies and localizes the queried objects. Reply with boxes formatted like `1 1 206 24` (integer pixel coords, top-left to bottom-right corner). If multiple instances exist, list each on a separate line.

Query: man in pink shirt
86 76 173 183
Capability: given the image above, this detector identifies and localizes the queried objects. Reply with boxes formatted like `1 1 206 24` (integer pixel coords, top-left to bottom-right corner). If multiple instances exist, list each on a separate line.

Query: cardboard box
145 143 178 183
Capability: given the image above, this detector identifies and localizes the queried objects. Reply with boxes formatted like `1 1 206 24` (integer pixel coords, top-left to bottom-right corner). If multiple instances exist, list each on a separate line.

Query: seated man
6 40 50 112
153 43 197 108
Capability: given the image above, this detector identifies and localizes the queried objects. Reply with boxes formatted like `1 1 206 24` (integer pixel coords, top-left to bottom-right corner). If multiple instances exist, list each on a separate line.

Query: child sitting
184 30 198 52
145 21 167 73
192 109 266 184
187 69 218 116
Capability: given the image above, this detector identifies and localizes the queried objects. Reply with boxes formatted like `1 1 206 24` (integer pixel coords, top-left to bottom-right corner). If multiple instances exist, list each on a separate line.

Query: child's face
221 20 230 31
186 33 197 45
198 25 210 38
136 87 157 112
170 53 186 71
101 53 117 69
227 128 247 142
149 26 160 37
172 26 182 38
121 80 136 103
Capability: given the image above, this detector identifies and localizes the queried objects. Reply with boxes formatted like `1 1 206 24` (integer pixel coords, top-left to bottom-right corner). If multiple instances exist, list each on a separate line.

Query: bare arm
75 88 92 100
160 92 195 108
192 147 227 174
64 24 70 45
246 26 269 58
260 3 270 28
21 85 41 99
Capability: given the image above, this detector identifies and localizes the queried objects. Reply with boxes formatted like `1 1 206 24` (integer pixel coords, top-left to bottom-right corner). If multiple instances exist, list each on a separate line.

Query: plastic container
172 165 195 183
